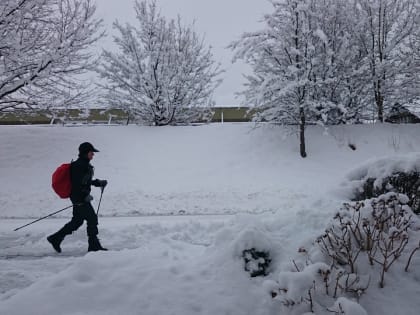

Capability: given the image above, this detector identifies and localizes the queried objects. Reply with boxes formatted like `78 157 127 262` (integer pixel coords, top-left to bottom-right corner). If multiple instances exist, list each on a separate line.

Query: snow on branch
0 0 104 111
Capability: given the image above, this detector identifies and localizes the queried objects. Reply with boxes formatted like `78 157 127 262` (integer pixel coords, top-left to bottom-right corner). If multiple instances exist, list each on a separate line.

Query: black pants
56 203 98 238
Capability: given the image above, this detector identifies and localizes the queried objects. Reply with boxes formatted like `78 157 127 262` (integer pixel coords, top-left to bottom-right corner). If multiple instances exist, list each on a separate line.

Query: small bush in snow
230 224 274 277
242 248 271 277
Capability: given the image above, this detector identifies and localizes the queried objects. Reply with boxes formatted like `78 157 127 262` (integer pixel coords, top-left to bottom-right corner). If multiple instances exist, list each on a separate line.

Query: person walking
47 142 108 252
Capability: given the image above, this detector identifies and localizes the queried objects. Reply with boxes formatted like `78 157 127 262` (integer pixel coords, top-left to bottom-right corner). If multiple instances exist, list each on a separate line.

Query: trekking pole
96 187 105 216
14 205 73 231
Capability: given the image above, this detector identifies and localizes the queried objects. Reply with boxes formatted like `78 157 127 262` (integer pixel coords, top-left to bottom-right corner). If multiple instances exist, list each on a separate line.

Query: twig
292 260 300 272
405 241 420 272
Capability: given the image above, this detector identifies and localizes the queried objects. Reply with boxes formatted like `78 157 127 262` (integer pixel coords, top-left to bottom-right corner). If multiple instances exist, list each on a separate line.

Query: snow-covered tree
350 0 420 122
0 0 104 112
308 0 369 124
98 0 222 126
231 0 353 157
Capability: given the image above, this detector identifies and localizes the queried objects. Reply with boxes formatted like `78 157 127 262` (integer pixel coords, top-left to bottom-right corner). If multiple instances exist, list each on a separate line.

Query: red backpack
52 163 72 198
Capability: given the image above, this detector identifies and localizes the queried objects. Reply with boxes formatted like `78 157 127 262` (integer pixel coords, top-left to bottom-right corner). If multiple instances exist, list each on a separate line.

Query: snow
0 123 420 314
329 297 368 315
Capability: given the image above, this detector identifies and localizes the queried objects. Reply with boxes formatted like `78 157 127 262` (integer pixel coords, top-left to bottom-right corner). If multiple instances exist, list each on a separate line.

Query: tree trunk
375 84 384 123
377 95 384 122
299 107 307 158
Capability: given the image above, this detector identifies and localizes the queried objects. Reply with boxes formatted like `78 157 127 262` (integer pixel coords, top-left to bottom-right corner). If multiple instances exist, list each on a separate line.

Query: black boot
47 233 64 253
88 236 108 252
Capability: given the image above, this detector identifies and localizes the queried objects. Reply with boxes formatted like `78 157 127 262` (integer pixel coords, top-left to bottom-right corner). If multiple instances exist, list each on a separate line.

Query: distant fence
0 107 254 125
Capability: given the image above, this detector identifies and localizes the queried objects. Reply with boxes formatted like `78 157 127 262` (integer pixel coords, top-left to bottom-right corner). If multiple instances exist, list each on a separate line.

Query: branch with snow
0 0 104 111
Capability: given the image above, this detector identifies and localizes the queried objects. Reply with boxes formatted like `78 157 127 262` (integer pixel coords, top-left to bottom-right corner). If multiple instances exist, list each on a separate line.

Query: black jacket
70 157 101 204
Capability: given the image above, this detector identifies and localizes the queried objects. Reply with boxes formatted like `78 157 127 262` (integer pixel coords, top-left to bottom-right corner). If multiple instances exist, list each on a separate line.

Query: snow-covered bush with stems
264 193 419 314
224 155 420 314
318 194 417 288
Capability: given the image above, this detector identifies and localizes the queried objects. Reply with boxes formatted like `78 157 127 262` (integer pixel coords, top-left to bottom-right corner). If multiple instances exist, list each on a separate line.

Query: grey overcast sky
94 0 271 106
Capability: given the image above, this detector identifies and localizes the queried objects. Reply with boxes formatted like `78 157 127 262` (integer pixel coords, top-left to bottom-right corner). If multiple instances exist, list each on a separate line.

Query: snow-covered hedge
344 154 420 213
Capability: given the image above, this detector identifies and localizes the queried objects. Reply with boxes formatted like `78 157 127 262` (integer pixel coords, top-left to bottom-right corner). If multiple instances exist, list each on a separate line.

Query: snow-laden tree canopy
231 0 360 157
0 0 104 112
231 0 420 157
352 0 420 122
97 0 222 126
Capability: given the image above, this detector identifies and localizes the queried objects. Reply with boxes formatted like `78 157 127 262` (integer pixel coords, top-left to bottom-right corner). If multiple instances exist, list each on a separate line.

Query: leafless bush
268 193 418 314
317 193 414 288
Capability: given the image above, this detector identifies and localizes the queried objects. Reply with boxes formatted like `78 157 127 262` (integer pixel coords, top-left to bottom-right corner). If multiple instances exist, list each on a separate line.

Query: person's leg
84 203 107 251
47 205 84 253
84 203 98 237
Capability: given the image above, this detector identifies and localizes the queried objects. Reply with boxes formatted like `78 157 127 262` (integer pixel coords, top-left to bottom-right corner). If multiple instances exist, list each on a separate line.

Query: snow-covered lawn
0 123 419 314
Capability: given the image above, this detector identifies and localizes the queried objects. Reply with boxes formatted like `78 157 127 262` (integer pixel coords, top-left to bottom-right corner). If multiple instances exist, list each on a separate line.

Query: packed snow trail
0 215 232 291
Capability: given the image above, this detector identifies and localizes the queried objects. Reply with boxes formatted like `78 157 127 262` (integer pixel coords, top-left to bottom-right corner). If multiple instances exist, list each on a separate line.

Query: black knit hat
78 142 99 154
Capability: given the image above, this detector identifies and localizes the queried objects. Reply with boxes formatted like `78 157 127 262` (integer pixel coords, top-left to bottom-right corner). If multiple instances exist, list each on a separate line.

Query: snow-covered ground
0 123 419 314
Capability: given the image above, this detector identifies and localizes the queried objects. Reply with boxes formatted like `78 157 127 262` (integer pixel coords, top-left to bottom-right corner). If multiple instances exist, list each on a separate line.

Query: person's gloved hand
99 180 108 188
85 195 94 203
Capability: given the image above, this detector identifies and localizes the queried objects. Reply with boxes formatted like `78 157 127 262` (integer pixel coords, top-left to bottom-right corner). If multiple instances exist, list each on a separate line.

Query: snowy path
0 216 231 293
0 201 338 315
0 214 285 315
